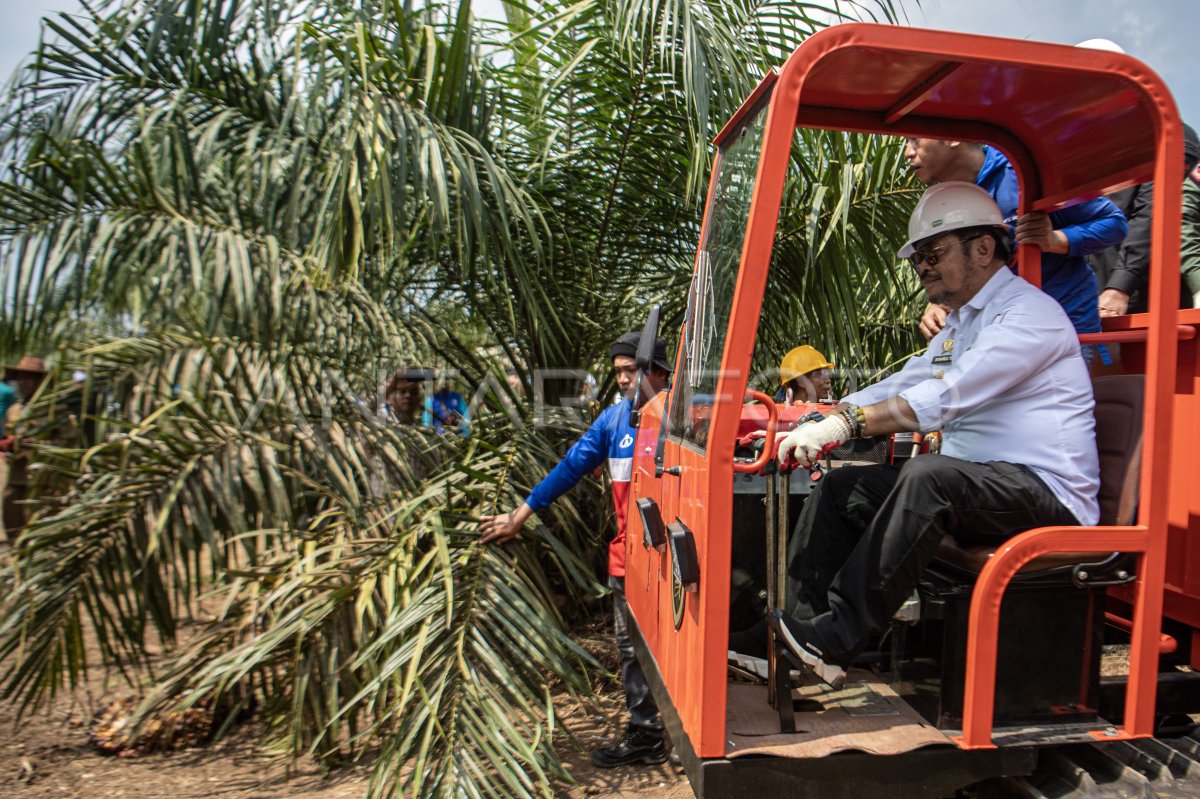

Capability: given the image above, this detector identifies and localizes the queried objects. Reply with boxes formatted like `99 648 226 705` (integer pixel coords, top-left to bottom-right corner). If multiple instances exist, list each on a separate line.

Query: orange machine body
624 21 1189 762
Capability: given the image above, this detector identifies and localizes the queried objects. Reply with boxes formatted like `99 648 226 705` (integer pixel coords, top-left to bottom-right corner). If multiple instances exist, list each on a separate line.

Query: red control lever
733 390 778 474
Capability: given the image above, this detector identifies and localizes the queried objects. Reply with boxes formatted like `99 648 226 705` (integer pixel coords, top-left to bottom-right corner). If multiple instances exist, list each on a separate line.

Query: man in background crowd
1182 156 1200 308
1090 124 1200 314
423 377 470 435
2 356 49 539
383 367 428 425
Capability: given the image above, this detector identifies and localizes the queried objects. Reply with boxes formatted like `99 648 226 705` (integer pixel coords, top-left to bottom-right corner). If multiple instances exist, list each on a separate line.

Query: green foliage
0 0 915 796
758 130 925 394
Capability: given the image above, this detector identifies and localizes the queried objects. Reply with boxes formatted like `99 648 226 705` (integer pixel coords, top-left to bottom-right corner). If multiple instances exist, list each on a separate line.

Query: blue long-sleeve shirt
423 390 470 435
526 399 636 576
0 382 16 437
976 146 1128 334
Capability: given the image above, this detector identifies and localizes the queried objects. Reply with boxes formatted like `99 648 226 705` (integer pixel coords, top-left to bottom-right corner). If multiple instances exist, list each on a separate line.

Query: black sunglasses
908 234 985 269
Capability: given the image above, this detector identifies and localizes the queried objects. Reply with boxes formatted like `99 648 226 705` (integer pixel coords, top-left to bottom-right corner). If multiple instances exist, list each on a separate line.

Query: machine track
974 730 1200 798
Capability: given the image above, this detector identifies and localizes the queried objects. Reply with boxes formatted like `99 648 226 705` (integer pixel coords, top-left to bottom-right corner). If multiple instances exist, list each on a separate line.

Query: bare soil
0 614 692 799
554 619 693 799
0 596 1152 799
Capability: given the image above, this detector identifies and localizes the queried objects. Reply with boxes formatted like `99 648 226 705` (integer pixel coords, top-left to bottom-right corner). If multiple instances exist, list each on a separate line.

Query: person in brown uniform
1 356 49 538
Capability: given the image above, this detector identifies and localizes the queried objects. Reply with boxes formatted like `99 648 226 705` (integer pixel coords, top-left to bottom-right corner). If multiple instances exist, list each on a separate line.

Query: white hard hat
899 181 1007 259
1075 38 1125 54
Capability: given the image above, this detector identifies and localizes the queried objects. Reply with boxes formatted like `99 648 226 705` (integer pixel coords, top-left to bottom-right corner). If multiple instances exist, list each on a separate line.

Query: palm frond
0 0 913 796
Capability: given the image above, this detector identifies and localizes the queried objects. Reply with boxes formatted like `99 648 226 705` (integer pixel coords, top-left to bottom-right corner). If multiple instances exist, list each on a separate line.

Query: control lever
733 390 779 474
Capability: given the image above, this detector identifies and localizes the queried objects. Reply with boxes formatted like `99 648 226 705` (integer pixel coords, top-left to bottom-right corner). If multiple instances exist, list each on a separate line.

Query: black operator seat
932 374 1143 582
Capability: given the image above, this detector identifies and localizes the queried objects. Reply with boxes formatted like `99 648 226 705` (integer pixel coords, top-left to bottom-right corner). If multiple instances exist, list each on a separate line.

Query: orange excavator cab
625 22 1199 797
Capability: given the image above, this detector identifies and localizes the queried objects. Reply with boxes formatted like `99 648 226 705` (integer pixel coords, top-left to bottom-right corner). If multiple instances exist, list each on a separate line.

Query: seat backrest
1092 374 1144 527
931 374 1145 576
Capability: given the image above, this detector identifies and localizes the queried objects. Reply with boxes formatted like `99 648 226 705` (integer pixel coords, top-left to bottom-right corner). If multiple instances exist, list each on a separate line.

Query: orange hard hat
779 346 834 386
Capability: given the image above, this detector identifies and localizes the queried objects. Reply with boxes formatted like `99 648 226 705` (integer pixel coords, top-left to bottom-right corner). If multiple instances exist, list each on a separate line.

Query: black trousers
787 454 1080 660
609 575 662 732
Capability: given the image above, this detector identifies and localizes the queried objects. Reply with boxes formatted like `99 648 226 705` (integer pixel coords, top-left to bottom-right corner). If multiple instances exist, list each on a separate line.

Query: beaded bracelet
837 408 856 438
839 405 867 439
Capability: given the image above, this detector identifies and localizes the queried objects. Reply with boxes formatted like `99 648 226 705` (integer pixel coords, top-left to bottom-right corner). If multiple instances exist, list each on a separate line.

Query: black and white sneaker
768 609 847 689
728 649 770 682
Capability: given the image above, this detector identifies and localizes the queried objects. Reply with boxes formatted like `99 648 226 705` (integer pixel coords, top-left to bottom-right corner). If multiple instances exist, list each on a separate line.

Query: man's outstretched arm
478 407 611 544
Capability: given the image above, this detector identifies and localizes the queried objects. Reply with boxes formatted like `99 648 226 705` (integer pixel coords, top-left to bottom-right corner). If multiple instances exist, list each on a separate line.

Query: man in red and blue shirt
480 332 672 768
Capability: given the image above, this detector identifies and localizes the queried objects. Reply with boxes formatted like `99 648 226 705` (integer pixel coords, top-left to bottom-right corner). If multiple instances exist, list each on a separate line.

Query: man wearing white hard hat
766 182 1099 689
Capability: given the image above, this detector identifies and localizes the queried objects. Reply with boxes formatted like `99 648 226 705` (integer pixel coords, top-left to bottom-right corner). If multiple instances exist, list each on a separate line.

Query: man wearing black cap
1090 122 1200 315
480 332 672 767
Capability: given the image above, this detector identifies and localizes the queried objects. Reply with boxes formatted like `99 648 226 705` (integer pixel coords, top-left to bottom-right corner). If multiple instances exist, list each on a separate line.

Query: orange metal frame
625 21 1186 757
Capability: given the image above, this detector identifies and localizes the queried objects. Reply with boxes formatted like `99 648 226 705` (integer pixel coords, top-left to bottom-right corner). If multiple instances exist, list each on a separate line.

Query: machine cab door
624 75 780 759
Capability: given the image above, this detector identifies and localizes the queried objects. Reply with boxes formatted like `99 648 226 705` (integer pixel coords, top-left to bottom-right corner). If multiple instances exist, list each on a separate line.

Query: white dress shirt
842 267 1100 525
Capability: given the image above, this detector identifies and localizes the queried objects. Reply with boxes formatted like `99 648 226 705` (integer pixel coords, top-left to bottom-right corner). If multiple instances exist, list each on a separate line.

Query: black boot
590 724 667 768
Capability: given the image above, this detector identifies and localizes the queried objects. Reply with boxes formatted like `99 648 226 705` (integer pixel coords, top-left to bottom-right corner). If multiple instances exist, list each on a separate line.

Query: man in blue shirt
767 183 1098 689
903 138 1127 342
0 381 15 438
423 384 470 435
480 332 673 767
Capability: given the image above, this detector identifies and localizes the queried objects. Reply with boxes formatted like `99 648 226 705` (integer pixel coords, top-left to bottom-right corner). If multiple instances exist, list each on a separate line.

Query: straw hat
4 356 48 380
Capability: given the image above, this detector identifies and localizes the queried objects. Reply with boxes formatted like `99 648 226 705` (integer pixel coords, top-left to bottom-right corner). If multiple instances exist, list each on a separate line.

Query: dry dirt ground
0 583 1145 799
0 613 693 799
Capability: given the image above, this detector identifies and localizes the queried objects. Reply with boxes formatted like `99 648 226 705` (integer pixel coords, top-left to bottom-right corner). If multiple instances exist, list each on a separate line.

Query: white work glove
775 414 850 469
1193 291 1200 310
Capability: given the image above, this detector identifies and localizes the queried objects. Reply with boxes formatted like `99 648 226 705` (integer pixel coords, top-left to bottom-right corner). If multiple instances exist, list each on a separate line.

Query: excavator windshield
670 92 772 451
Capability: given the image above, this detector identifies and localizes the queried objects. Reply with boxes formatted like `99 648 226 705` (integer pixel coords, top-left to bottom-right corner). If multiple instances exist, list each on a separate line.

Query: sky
911 0 1199 129
1 0 1197 130
1 1 68 89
